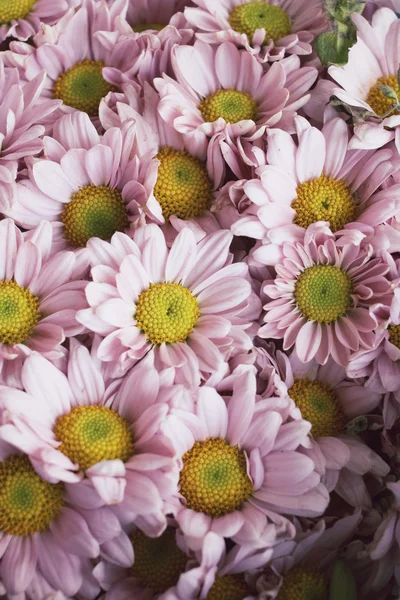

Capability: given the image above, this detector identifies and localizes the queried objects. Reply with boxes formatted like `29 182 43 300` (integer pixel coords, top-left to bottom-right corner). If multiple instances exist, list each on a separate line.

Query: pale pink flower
185 0 328 63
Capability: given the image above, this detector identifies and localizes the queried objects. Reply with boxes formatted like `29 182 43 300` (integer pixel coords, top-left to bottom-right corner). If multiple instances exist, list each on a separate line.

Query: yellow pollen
61 184 129 248
276 567 327 600
229 1 291 43
132 23 164 32
54 405 134 472
130 528 187 593
53 59 116 117
293 175 357 232
388 324 400 350
0 280 41 344
179 437 254 518
295 265 353 324
0 0 36 23
205 574 251 600
0 455 64 536
135 282 200 345
366 74 400 117
199 89 258 124
154 146 213 220
289 378 345 438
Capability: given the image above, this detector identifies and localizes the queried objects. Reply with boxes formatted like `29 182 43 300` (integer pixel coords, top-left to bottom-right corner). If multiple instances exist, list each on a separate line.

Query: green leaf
329 560 357 600
314 31 354 66
324 0 365 22
377 84 398 101
345 416 368 434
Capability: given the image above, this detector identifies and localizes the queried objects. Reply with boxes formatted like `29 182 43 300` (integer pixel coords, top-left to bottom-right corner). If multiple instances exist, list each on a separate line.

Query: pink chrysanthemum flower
125 0 191 33
232 117 400 257
77 226 261 382
155 41 317 152
185 0 329 63
0 348 178 537
258 224 392 366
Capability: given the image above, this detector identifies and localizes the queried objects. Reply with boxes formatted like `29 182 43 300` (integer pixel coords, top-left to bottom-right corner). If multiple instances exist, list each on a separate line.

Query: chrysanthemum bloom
124 0 191 33
328 8 400 151
258 224 392 366
185 0 328 63
155 41 318 155
232 117 400 255
77 226 261 382
0 347 178 537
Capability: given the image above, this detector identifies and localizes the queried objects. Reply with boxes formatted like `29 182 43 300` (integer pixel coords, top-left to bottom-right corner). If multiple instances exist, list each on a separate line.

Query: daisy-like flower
258 224 393 366
155 41 318 154
125 0 190 33
77 226 261 382
231 117 400 257
0 347 178 537
185 0 329 63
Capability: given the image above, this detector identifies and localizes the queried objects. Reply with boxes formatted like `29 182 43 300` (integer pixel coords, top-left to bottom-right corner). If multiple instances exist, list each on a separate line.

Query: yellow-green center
229 1 291 42
54 405 134 472
135 282 200 345
0 0 36 23
53 60 115 117
0 455 64 536
293 175 357 232
130 528 187 593
179 437 254 518
154 146 213 219
289 378 345 437
388 324 400 350
276 568 327 600
295 265 353 323
0 280 41 344
199 89 258 124
61 184 129 248
366 74 400 117
132 23 164 32
205 574 252 600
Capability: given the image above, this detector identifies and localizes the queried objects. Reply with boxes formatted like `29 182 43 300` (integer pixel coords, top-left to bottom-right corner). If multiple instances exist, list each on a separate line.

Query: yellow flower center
366 74 400 117
0 455 64 536
229 1 291 42
179 438 254 518
199 89 258 124
276 568 327 600
132 23 164 32
205 574 251 600
61 184 129 248
154 147 213 220
293 175 357 232
53 59 116 117
0 280 41 345
54 405 134 472
388 324 400 350
135 282 200 345
289 378 345 438
0 0 36 23
295 265 353 324
130 528 187 593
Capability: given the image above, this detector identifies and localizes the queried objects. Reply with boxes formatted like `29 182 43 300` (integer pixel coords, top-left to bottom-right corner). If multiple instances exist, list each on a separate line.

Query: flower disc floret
61 184 129 248
53 60 115 116
276 567 327 600
205 574 251 600
179 438 253 517
295 265 353 324
154 147 213 219
228 1 291 42
293 175 357 232
366 74 400 117
388 324 400 350
130 528 187 593
0 455 64 536
289 378 345 438
0 0 36 23
135 282 200 345
199 89 258 124
54 405 134 472
0 280 41 344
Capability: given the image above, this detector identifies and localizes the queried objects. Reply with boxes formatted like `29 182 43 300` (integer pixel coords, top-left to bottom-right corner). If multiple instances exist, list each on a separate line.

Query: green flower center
388 324 400 350
135 282 200 345
53 59 115 117
289 378 345 438
0 455 64 536
61 184 129 248
295 265 353 324
0 0 36 23
154 146 213 220
0 280 41 344
54 405 134 472
132 23 164 32
366 74 400 117
199 89 258 124
293 175 357 232
277 568 327 600
229 1 291 43
130 528 187 593
205 574 251 600
179 438 254 518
